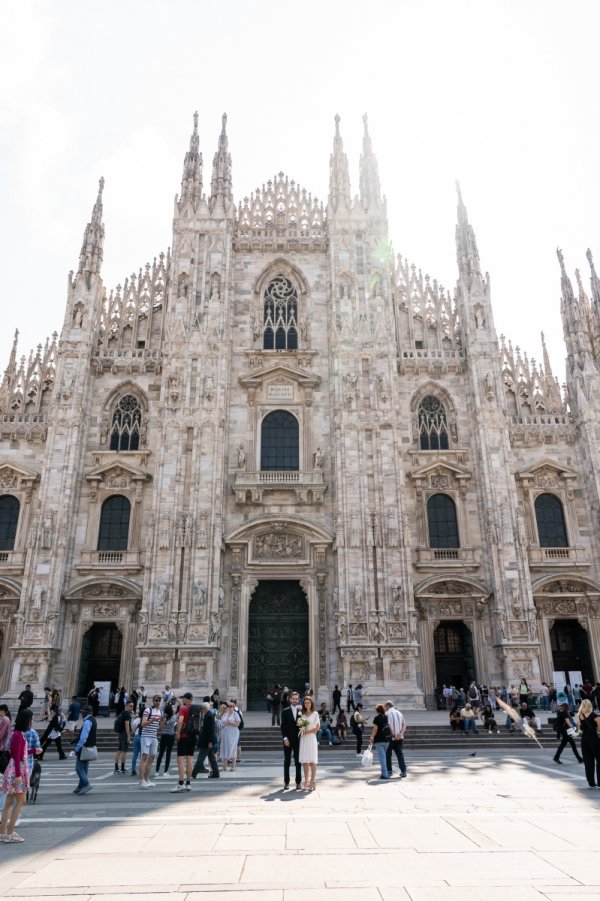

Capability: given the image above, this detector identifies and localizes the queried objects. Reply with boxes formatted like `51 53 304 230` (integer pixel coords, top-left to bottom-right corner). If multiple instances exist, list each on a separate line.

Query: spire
328 114 351 212
541 331 553 377
77 177 105 285
359 113 382 212
558 248 594 373
455 181 482 285
210 112 233 211
178 111 203 211
587 248 600 306
1 330 18 394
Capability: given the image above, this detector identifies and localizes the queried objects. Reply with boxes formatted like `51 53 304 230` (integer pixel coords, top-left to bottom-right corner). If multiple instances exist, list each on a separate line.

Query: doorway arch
433 620 475 689
247 580 308 710
77 622 123 696
550 619 594 682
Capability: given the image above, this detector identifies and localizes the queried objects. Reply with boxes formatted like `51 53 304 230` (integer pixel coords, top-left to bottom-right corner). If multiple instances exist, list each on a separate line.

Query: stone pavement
0 748 598 900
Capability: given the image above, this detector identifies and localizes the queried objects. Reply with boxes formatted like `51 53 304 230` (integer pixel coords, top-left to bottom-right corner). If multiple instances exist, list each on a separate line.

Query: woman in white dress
298 697 320 790
219 702 241 771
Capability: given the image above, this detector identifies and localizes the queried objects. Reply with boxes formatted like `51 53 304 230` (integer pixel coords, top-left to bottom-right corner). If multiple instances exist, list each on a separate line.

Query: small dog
28 759 41 803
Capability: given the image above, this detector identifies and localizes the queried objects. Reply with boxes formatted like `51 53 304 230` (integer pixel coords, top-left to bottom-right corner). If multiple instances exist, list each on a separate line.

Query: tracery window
418 395 449 450
535 493 568 548
0 495 19 551
427 494 459 548
260 410 299 471
97 495 131 551
263 277 298 350
109 395 141 451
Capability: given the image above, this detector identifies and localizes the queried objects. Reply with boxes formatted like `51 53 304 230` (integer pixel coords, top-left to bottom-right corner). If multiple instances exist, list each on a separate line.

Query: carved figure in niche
193 581 206 613
371 613 386 643
377 373 390 402
401 512 411 547
484 373 495 401
312 447 323 469
335 514 345 547
159 516 171 549
31 583 43 609
175 519 184 547
350 511 360 547
526 607 537 640
168 376 179 402
41 513 53 550
204 375 216 401
210 276 220 302
13 613 25 644
197 514 207 549
488 516 499 545
386 510 398 547
251 315 261 341
137 611 148 644
332 586 339 608
475 306 486 329
156 582 169 617
184 515 193 547
299 320 308 344
237 444 246 470
335 612 346 643
500 505 514 545
209 611 222 644
408 608 418 641
218 585 225 612
496 610 507 641
72 303 84 327
353 584 364 617
391 585 403 618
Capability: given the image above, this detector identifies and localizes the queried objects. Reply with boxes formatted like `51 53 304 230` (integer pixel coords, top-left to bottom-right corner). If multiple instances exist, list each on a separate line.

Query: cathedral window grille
0 495 19 551
97 495 131 551
260 410 299 471
427 493 459 548
263 277 298 350
418 395 449 450
109 395 141 451
535 493 568 548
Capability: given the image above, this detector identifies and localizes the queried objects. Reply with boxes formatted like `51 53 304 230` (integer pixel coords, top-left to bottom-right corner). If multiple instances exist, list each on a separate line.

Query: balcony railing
415 546 478 571
527 546 588 569
76 550 142 572
233 470 327 505
0 550 25 573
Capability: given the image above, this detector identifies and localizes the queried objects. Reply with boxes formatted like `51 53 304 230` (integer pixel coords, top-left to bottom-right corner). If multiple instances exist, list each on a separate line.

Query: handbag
0 749 9 773
361 746 373 768
80 745 98 761
566 727 578 738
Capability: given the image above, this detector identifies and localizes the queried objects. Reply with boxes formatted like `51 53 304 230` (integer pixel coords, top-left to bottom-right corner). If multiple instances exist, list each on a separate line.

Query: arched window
109 395 142 451
418 395 449 450
535 493 568 547
97 495 131 551
260 410 299 471
427 494 459 548
0 495 19 551
263 277 298 350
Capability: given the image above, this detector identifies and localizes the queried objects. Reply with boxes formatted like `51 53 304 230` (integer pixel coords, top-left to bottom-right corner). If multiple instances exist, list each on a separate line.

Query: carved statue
193 580 206 613
377 373 390 401
218 585 225 611
496 610 507 641
392 584 403 618
237 444 246 470
312 447 323 469
156 582 169 617
335 612 346 643
204 375 216 401
484 373 495 401
353 584 364 617
209 611 222 644
184 515 193 547
175 519 184 547
41 513 53 550
31 583 43 609
159 516 171 549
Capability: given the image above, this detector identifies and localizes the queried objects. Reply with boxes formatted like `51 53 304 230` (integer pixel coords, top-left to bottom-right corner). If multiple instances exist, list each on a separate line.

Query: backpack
57 714 66 732
380 720 392 742
469 685 479 700
552 717 562 733
237 709 245 732
271 691 281 706
188 705 202 737
113 713 124 733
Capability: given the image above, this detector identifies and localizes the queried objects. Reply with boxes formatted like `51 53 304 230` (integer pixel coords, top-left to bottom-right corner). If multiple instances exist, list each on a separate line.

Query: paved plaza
0 747 598 900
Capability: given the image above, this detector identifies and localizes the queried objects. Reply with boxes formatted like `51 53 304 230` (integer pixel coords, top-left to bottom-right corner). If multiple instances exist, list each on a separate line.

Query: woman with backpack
40 706 66 760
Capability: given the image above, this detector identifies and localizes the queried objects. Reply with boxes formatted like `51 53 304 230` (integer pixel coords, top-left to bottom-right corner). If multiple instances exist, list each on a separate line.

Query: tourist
468 681 481 711
137 687 147 716
332 684 342 714
17 684 33 712
281 687 290 710
449 703 462 733
553 702 584 765
72 704 97 795
518 679 530 705
0 708 31 843
353 684 364 707
40 706 66 759
218 700 241 772
130 709 142 777
114 701 133 774
139 694 162 788
519 701 542 734
270 684 282 726
488 686 497 710
163 685 174 708
210 688 220 711
281 690 302 790
577 699 600 787
155 702 177 778
346 684 355 713
351 704 367 755
87 686 100 718
384 700 407 778
573 684 582 708
171 692 195 792
457 687 466 706
193 701 219 779
42 687 51 720
482 703 499 734
0 706 11 762
565 685 575 710
369 703 391 779
317 708 333 745
334 709 348 741
540 682 549 711
461 703 478 734
298 696 319 790
233 699 244 766
65 696 80 744
115 687 127 715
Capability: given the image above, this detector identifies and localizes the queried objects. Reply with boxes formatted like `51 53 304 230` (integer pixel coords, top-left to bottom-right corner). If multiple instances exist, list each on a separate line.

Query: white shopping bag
361 746 373 768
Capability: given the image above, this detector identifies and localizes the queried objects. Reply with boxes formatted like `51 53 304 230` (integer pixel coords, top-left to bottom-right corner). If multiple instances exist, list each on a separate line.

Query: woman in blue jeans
368 704 391 779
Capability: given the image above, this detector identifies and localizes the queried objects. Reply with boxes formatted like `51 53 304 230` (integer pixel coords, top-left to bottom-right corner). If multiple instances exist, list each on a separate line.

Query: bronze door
247 580 309 710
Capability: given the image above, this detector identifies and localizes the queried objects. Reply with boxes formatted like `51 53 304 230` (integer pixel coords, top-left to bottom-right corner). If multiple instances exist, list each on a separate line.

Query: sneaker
162 772 172 779
140 780 150 789
131 771 137 777
170 784 186 793
185 783 192 791
488 730 491 734
400 772 408 778
78 785 93 795
145 781 156 787
154 772 163 778
208 772 220 778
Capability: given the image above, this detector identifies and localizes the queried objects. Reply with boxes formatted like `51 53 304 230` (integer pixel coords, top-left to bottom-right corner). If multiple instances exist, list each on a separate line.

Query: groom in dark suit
281 690 302 790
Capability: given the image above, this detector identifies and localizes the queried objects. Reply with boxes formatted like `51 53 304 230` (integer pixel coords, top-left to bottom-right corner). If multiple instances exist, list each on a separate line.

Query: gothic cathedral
0 112 599 708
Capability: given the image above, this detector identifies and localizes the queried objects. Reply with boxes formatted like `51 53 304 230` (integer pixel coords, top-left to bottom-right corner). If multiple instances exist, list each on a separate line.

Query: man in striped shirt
139 694 162 789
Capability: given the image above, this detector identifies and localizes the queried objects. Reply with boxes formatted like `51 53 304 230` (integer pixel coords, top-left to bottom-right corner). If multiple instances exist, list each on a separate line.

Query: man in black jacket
280 690 302 790
192 702 220 778
18 684 34 711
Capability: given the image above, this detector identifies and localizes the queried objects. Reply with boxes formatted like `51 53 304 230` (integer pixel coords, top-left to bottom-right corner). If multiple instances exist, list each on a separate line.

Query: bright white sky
1 1 599 381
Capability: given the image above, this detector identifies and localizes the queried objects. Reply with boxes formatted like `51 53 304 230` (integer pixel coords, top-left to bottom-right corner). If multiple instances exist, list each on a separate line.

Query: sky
1 0 599 380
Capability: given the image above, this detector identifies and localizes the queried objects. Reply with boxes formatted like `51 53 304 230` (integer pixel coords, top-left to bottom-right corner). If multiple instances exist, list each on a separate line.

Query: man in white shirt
384 700 407 778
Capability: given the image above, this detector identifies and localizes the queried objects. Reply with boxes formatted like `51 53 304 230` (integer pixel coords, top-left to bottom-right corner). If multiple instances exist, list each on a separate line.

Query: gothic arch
415 575 490 598
0 576 22 604
64 576 142 601
253 258 310 297
224 513 334 546
410 382 458 446
102 381 149 415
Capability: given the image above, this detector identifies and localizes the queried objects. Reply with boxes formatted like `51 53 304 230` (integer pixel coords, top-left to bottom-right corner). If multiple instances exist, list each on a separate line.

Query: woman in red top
0 705 11 754
0 708 32 843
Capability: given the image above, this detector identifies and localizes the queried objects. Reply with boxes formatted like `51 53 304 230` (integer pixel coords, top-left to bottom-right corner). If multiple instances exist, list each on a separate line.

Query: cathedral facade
0 112 599 708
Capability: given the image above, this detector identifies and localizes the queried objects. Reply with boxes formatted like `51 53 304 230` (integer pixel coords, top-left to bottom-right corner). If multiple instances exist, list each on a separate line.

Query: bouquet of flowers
296 715 309 736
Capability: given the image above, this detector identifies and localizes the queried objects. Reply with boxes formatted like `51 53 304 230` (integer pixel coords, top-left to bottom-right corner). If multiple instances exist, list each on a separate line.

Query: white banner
552 671 567 692
94 681 111 707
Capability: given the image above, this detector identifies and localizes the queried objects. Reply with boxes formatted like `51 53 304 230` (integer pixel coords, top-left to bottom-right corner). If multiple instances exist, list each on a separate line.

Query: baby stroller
28 759 42 803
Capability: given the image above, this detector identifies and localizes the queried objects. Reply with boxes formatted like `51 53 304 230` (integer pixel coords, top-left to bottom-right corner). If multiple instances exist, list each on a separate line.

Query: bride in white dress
298 697 320 790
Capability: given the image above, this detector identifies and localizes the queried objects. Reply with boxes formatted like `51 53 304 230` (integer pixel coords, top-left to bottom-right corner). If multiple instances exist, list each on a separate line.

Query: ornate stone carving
159 515 171 549
439 600 462 615
188 624 208 642
149 624 169 641
254 531 303 559
197 512 208 549
349 511 360 547
388 622 407 641
385 510 398 547
186 662 207 682
352 584 364 617
146 663 166 681
349 622 368 639
155 582 169 617
430 581 467 595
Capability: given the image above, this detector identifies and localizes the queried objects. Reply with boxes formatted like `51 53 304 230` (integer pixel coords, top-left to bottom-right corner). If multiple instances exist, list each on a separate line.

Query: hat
182 692 193 700
82 704 92 714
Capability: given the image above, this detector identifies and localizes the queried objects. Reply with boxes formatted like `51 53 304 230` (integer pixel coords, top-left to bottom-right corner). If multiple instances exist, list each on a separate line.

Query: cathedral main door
247 580 309 710
77 622 123 697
